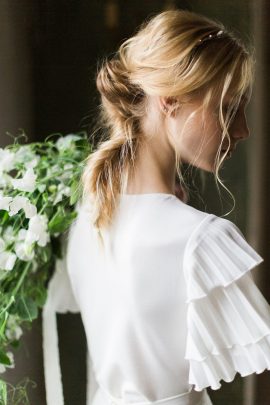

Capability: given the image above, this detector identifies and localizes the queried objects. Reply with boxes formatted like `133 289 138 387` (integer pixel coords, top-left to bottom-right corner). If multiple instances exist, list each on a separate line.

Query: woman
43 9 270 405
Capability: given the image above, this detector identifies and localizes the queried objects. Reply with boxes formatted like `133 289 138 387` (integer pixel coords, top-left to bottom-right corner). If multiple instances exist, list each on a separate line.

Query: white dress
42 193 270 405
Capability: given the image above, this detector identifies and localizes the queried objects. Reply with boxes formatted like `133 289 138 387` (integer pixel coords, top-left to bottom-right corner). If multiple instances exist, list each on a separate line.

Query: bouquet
0 130 91 404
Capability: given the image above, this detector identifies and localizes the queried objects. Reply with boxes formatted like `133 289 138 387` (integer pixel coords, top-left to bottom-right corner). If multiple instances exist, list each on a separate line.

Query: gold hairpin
198 30 224 44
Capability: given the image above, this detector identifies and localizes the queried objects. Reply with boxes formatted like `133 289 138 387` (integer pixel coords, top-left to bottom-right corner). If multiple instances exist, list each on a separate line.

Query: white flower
25 214 50 247
46 164 59 177
52 183 71 205
7 351 14 368
5 325 23 341
0 173 13 188
14 215 50 261
0 236 16 271
0 251 17 271
64 163 74 170
0 195 12 211
0 148 16 173
55 134 81 151
2 226 16 244
14 146 40 169
25 157 40 169
31 260 38 273
37 184 46 193
58 163 74 181
24 202 37 218
11 167 37 192
5 315 23 341
14 241 34 261
6 325 23 341
17 228 27 241
0 237 5 251
9 196 37 218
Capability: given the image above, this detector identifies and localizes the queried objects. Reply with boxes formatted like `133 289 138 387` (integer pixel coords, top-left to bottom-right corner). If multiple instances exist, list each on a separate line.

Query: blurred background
0 1 269 404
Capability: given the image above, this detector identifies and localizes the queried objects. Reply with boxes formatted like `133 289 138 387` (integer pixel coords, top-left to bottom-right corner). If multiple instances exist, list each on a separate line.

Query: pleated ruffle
183 214 270 391
183 215 264 302
189 334 270 391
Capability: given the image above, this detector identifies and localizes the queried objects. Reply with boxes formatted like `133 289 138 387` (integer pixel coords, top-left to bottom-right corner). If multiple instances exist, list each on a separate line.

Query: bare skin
126 93 249 199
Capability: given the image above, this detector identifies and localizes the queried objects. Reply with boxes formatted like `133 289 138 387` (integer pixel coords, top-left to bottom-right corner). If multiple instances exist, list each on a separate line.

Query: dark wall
1 2 263 405
31 1 191 139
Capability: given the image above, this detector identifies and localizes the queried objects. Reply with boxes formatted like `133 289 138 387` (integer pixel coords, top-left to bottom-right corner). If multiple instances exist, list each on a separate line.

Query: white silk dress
42 193 270 405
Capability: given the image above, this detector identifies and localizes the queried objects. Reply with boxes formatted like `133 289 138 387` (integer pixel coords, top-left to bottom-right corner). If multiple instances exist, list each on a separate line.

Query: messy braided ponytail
81 55 146 241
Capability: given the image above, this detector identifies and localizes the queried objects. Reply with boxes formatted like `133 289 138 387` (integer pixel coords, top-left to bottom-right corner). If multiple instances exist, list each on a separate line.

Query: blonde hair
81 9 254 244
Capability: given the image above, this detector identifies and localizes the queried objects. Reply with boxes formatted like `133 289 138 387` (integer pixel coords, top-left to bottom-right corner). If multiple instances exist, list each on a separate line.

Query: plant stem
0 262 31 317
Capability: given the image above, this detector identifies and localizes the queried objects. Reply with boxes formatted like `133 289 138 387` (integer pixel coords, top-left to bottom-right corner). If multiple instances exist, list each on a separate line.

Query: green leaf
51 237 62 259
0 211 9 226
0 378 7 405
69 180 81 206
73 138 90 150
0 349 11 366
37 244 52 264
13 297 38 321
48 207 77 233
10 340 20 349
34 288 47 308
0 313 8 338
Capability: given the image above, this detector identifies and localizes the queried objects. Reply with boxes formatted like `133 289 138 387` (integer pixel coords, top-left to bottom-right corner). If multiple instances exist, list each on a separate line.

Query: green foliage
0 351 11 367
0 377 37 405
0 130 91 403
48 206 78 233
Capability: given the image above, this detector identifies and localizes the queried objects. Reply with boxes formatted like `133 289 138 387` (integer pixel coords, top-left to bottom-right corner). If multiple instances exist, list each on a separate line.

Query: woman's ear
158 96 180 117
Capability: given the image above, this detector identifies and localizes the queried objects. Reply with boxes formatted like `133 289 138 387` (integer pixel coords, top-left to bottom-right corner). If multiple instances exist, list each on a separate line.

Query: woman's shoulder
168 195 212 236
182 209 255 253
171 199 255 253
119 195 213 249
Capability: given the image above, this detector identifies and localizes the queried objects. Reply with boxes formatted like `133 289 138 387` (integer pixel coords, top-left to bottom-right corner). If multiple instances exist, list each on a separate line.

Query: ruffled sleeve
183 214 270 391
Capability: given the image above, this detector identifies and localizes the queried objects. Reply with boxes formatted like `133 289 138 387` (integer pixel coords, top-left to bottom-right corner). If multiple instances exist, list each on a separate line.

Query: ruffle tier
183 214 270 391
184 215 264 302
189 334 270 391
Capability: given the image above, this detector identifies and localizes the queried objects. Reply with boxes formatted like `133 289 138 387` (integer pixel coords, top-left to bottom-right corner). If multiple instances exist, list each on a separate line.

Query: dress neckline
120 192 177 198
118 193 188 204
